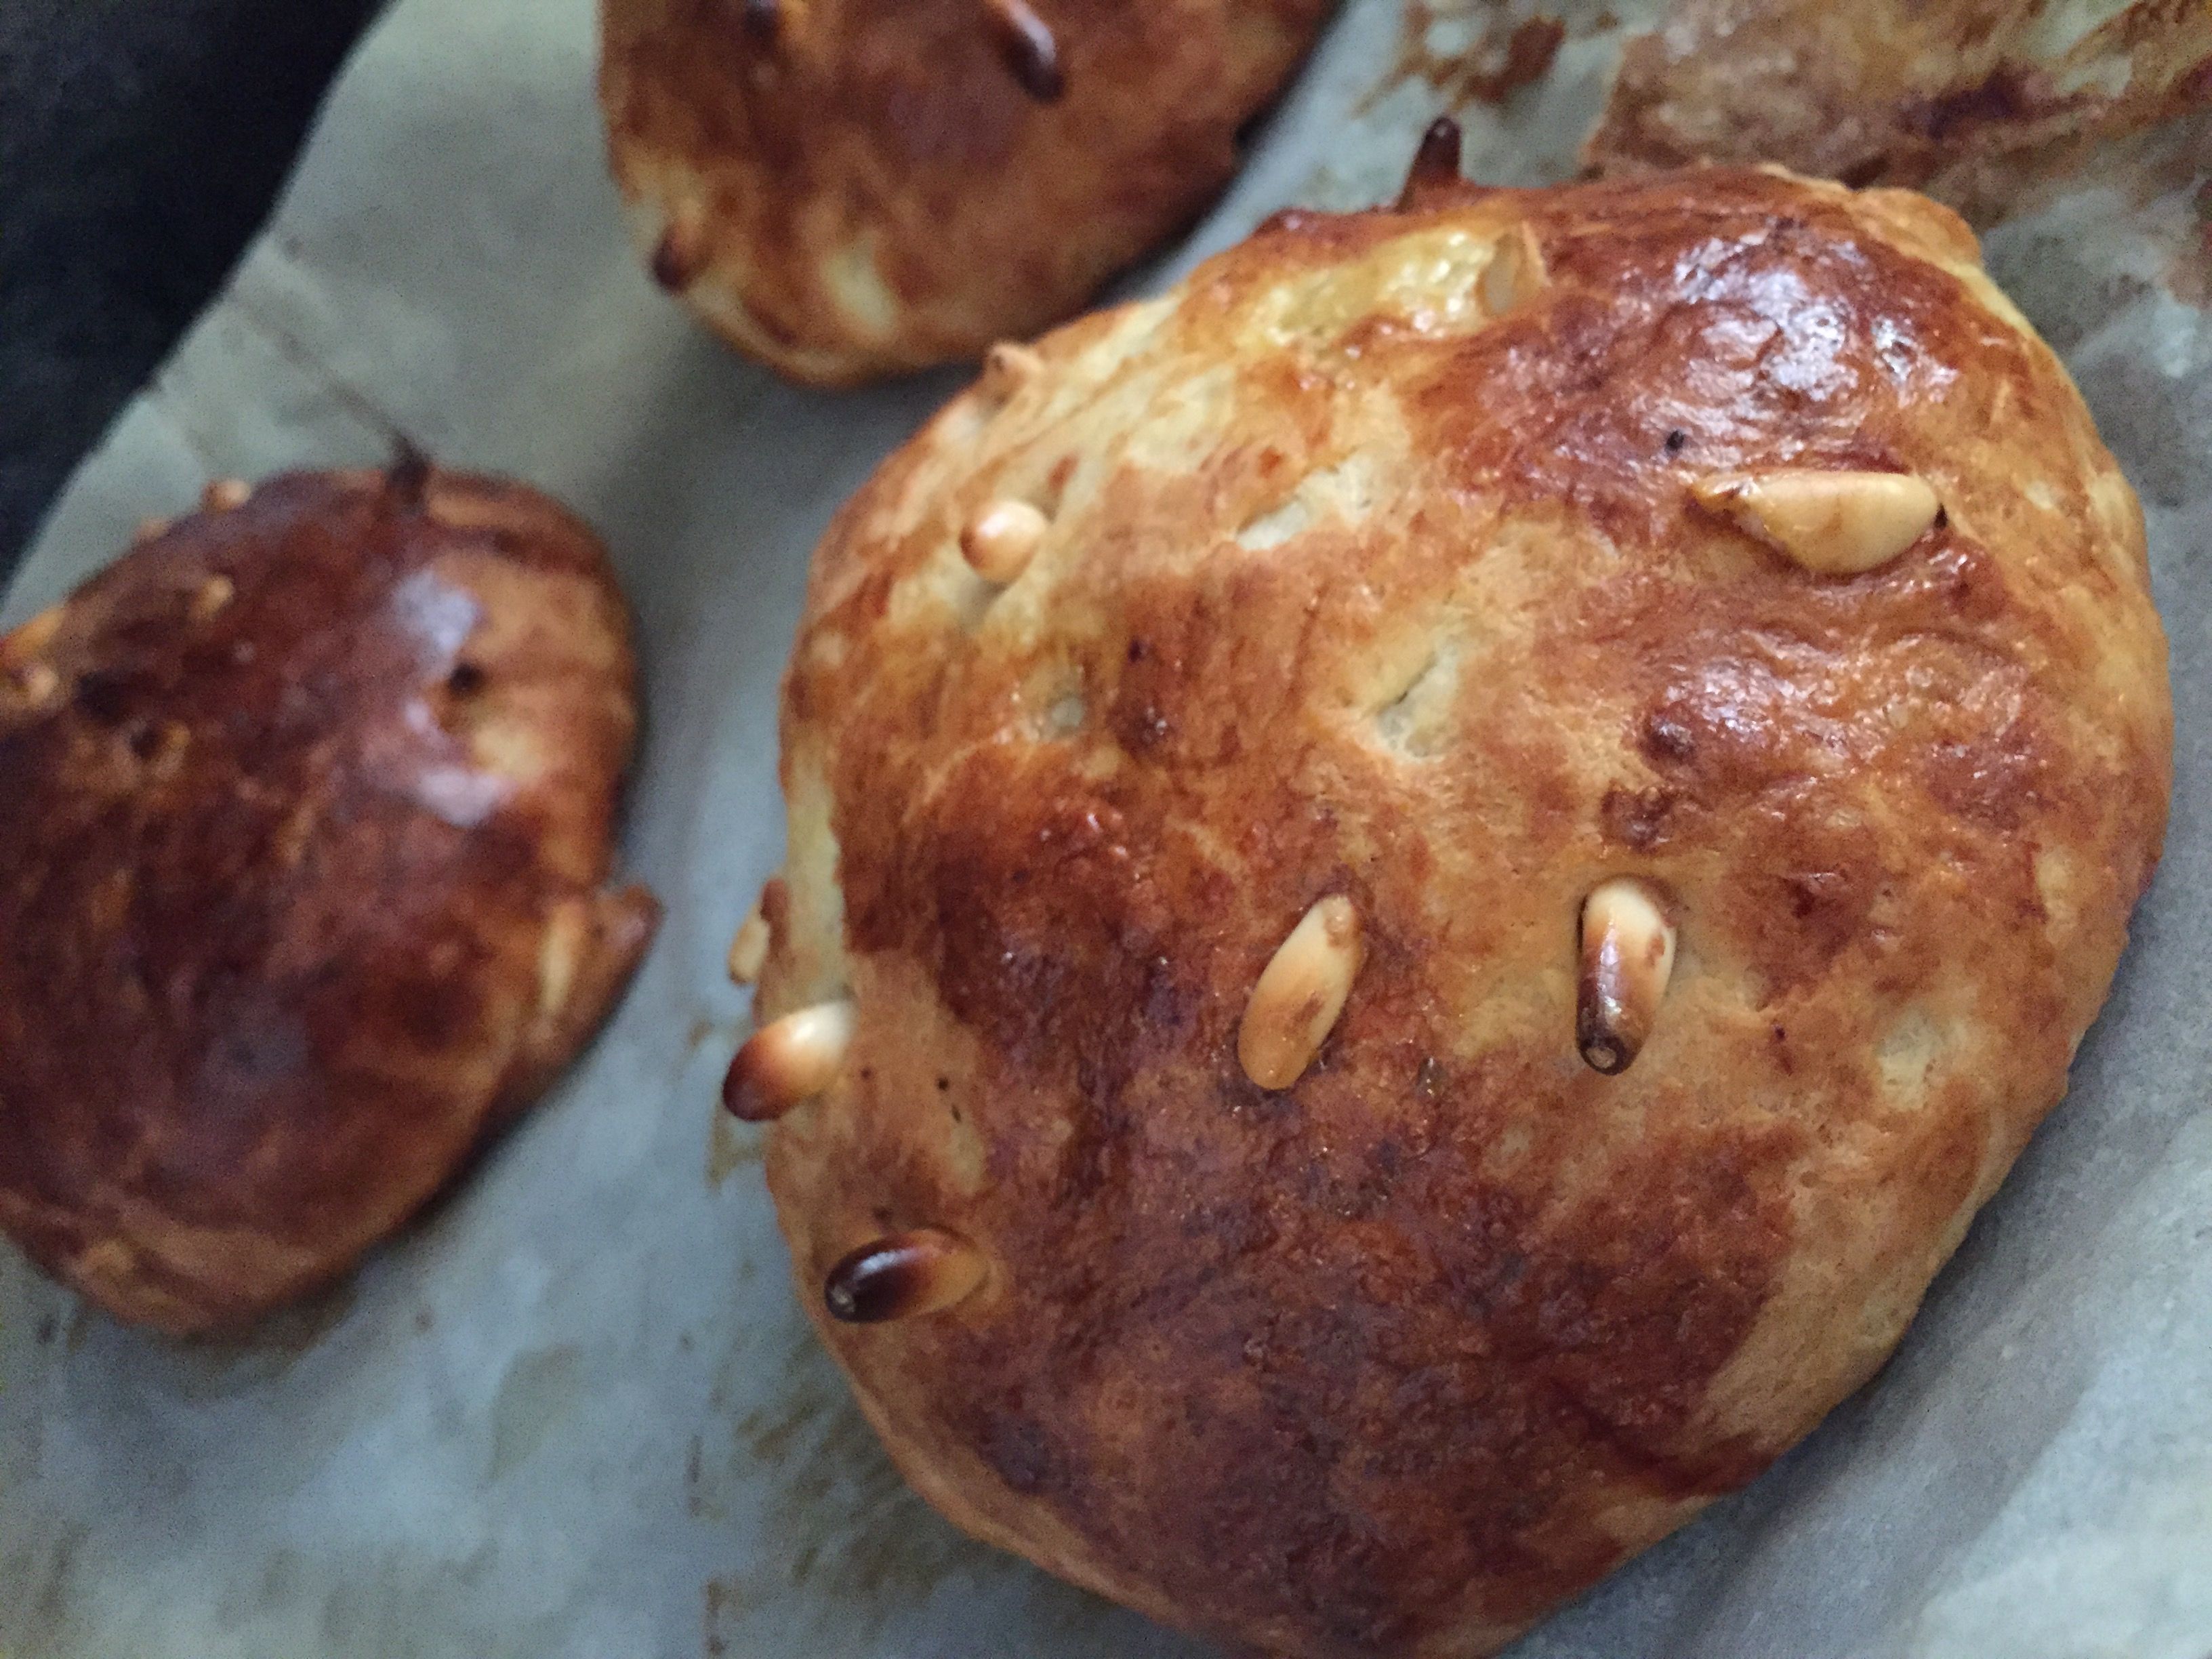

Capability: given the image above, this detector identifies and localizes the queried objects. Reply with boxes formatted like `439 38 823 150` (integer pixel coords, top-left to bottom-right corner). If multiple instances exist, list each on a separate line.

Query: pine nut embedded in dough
1692 469 1940 575
651 206 709 294
7 662 60 708
726 905 771 985
202 478 252 514
960 499 1048 584
135 516 173 544
981 342 1044 402
722 1000 854 1121
1397 115 1465 207
825 1228 987 1323
1577 878 1675 1076
741 0 781 43
1481 222 1547 316
1239 895 1364 1090
191 575 236 621
984 0 1065 101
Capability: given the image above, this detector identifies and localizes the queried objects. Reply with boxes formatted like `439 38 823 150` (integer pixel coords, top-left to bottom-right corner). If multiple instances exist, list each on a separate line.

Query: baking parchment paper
1 2 2207 1656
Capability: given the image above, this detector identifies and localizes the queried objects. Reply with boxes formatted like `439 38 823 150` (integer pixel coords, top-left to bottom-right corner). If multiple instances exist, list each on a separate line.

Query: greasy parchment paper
3 1 2209 1655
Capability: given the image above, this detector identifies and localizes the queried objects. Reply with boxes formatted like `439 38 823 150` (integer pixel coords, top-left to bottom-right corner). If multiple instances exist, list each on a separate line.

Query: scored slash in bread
0 466 659 1336
733 141 2170 1658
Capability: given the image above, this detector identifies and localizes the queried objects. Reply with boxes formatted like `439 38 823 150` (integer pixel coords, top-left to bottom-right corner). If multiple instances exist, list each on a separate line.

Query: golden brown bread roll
0 465 658 1336
1584 0 2212 222
598 0 1334 384
727 138 2171 1655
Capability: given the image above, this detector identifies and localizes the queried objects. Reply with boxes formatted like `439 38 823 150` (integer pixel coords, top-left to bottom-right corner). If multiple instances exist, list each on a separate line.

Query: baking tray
3 1 2209 1654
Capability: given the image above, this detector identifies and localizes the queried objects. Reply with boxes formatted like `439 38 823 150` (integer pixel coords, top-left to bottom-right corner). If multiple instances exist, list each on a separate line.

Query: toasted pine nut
960 498 1048 584
1577 878 1675 1075
722 1000 853 1121
825 1228 986 1322
980 342 1043 402
1481 222 1547 316
984 0 1064 100
726 905 771 986
651 206 708 293
1239 895 1363 1090
1692 469 1939 575
8 662 60 708
741 0 781 42
1397 116 1465 207
190 575 235 621
202 479 252 513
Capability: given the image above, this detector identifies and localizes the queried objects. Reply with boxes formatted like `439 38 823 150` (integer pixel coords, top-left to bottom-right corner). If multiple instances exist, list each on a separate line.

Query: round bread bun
0 466 658 1336
736 143 2171 1655
598 0 1334 385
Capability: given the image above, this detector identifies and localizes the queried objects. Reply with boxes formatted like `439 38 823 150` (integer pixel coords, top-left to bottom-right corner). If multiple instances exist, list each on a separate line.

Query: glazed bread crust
754 169 2170 1654
0 468 657 1336
600 0 1334 384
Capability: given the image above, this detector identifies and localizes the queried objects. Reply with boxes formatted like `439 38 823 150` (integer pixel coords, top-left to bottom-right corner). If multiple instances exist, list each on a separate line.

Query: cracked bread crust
752 168 2169 1655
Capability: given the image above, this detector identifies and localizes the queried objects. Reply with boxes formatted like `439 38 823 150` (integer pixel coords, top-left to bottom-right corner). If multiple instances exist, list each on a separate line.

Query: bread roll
1585 0 2212 222
733 147 2170 1654
599 0 1334 384
0 465 657 1336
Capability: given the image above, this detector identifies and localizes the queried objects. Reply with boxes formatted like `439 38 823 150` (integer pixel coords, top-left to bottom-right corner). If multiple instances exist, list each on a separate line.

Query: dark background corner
0 0 387 579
